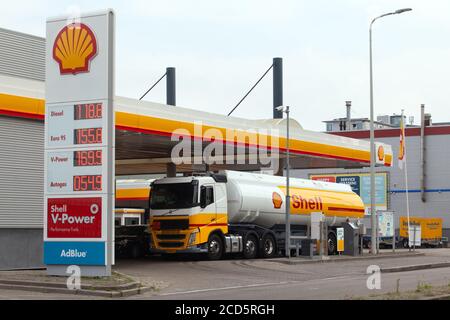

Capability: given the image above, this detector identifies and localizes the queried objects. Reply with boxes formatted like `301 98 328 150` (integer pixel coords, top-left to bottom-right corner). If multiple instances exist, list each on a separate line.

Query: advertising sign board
311 172 388 215
47 197 103 238
377 211 394 237
44 10 115 277
336 176 360 194
44 242 106 265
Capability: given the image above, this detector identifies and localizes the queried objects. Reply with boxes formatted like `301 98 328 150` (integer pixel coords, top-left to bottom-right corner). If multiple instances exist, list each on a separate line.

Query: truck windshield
150 182 199 210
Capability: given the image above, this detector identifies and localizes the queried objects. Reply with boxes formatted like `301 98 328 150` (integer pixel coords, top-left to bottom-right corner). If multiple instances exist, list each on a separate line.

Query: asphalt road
117 249 450 300
149 266 450 300
0 249 449 300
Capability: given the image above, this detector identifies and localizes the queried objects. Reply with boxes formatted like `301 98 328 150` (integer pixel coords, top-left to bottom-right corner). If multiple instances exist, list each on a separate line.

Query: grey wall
0 27 46 270
0 27 45 81
0 117 45 269
0 229 43 270
0 116 44 228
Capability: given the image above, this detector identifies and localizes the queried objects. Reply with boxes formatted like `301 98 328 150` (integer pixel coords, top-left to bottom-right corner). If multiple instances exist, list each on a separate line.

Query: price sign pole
44 10 115 276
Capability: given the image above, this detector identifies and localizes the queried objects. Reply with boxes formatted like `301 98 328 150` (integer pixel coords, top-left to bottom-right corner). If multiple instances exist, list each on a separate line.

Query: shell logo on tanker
291 194 324 211
276 187 365 217
53 23 98 75
272 192 283 209
273 191 323 211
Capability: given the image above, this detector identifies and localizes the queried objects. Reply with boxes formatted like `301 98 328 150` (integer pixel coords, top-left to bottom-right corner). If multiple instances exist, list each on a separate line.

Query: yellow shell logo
53 23 97 75
378 145 385 161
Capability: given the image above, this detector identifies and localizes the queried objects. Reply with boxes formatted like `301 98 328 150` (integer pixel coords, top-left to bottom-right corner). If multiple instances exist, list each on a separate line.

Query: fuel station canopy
0 74 393 176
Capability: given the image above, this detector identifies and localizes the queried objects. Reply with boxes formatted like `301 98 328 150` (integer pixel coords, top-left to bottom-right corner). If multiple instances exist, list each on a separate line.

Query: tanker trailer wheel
401 238 408 248
207 234 224 260
328 232 337 255
243 234 259 259
260 234 276 259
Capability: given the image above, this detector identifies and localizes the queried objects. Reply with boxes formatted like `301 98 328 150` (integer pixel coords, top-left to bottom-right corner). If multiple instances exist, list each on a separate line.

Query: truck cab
149 175 228 259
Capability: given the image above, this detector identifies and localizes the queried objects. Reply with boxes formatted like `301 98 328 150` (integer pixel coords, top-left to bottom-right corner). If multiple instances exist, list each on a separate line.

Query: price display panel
74 103 103 120
73 175 102 192
73 128 103 145
46 147 107 195
73 150 102 167
46 102 108 149
46 101 109 195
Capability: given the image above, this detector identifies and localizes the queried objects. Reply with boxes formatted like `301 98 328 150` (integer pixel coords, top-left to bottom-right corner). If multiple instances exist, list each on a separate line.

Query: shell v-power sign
44 10 115 277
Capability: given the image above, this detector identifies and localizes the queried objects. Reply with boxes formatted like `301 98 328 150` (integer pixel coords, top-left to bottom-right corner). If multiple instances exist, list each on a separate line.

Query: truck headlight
188 231 198 246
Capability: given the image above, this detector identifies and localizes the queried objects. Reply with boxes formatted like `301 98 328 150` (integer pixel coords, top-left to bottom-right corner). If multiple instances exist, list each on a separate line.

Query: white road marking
318 275 353 281
159 281 292 296
158 275 355 296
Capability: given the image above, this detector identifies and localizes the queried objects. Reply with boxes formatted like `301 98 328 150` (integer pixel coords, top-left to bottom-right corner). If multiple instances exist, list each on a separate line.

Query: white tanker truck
149 170 365 259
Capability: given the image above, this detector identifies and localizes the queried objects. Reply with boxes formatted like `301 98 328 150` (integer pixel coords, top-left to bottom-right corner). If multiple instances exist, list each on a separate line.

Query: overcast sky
1 0 449 131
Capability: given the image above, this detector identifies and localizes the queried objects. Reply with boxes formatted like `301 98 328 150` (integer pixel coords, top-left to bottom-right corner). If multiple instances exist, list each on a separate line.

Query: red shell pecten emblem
272 192 283 209
53 23 98 75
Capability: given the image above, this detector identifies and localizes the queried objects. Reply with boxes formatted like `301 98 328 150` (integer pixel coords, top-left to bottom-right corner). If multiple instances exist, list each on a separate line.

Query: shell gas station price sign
44 10 115 275
46 148 108 194
46 102 109 149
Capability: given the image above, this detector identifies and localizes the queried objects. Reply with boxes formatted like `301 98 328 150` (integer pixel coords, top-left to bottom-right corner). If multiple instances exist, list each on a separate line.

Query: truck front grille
158 241 184 248
157 234 186 240
159 219 189 230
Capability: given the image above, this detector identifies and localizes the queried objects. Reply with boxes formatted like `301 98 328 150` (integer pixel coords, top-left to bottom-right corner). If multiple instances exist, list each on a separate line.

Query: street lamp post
369 8 412 255
276 105 291 258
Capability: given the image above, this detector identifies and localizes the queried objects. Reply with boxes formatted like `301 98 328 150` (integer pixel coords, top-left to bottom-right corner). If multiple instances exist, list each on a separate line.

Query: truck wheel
260 234 276 259
328 232 337 255
207 234 223 260
243 234 259 259
402 238 409 248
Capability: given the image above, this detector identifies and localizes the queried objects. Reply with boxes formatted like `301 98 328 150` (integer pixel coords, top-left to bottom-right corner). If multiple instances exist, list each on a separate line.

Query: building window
326 123 333 132
124 217 140 226
390 116 402 127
